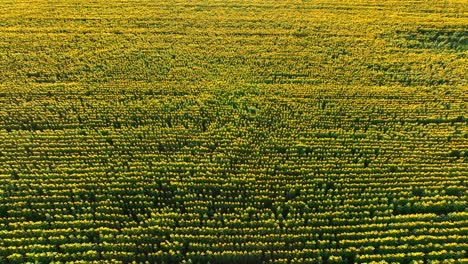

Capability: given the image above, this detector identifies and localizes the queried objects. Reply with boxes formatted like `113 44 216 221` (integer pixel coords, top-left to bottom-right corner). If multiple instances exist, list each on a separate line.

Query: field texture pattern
0 0 467 263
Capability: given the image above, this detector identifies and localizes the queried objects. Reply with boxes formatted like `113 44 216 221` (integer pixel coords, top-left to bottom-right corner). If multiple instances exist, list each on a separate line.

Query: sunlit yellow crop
0 0 466 263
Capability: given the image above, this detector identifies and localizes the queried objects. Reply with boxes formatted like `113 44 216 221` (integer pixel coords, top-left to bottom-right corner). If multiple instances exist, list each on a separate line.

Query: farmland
0 0 467 263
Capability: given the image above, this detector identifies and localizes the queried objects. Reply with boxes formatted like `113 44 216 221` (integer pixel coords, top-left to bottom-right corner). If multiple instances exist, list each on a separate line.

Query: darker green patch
398 28 467 51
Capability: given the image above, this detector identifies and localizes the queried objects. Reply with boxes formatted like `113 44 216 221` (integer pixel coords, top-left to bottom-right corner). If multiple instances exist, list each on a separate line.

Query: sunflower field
0 0 467 263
